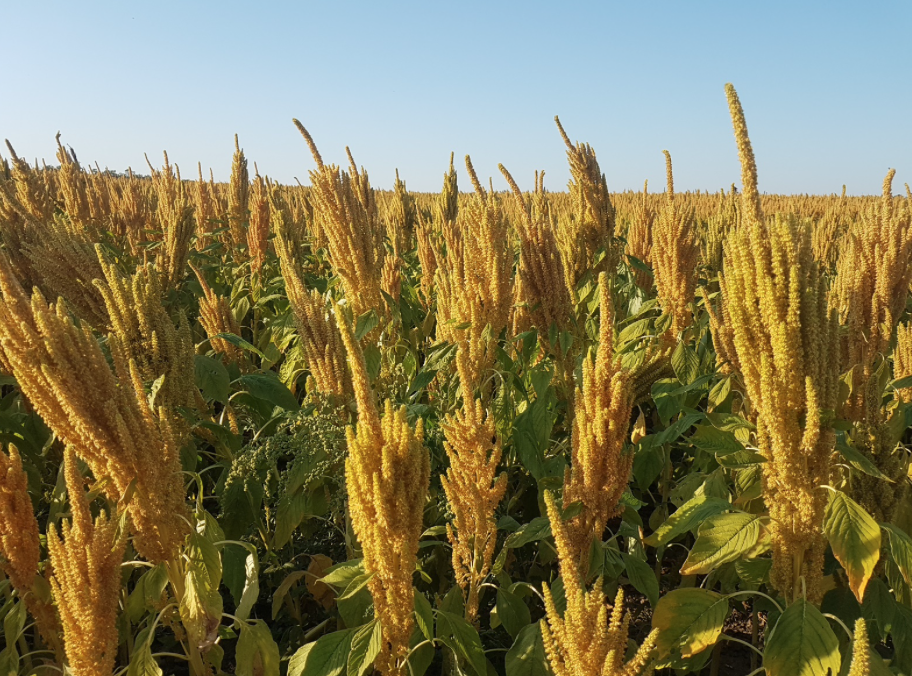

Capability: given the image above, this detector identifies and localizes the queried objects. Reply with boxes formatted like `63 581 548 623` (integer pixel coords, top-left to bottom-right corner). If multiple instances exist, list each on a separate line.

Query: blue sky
3 1 910 194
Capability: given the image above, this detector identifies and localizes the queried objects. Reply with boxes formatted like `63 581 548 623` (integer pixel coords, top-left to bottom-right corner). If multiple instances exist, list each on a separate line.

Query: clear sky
3 1 910 195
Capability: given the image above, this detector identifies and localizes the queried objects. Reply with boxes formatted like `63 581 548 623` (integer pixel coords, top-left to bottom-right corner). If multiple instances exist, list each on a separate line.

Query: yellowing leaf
764 599 840 676
824 489 881 602
680 512 761 575
652 588 729 659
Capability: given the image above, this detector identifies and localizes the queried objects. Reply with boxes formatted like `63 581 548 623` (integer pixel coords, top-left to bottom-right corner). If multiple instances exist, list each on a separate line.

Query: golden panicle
192 163 219 248
414 210 439 307
54 134 93 230
274 194 351 400
94 254 197 422
293 121 386 320
157 199 195 292
625 180 654 290
0 256 190 562
21 214 109 328
436 152 459 225
384 168 415 257
541 493 657 676
0 445 41 595
109 168 153 251
247 170 271 275
435 156 513 385
724 84 763 226
227 134 250 252
48 448 126 676
847 618 871 676
190 262 245 366
499 163 571 341
894 322 912 404
651 151 699 339
2 139 55 222
338 309 429 676
553 116 617 294
720 213 838 603
832 168 912 423
440 346 507 623
702 287 739 376
561 273 635 573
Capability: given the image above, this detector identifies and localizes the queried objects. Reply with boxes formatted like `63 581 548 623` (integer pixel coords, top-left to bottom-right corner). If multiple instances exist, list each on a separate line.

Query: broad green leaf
126 564 169 623
735 559 772 585
504 517 551 549
236 620 280 676
414 591 434 641
338 572 374 601
652 588 729 659
764 598 840 676
690 425 743 455
644 495 731 547
194 354 230 403
505 623 549 676
436 610 487 676
347 619 383 676
622 553 658 607
234 550 259 622
288 629 355 676
236 373 299 411
835 434 891 481
680 512 761 575
210 332 265 358
496 587 532 638
272 570 306 620
126 629 162 676
823 489 881 602
320 559 365 588
882 523 912 589
354 310 379 341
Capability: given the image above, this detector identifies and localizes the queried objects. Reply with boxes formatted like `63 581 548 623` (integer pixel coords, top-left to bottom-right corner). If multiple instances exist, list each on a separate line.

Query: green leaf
234 550 259 622
622 553 659 607
671 341 701 384
414 591 434 641
236 373 299 411
126 564 169 623
882 523 912 590
210 332 266 358
652 588 729 659
505 623 549 676
716 450 766 468
834 434 892 481
347 619 383 676
338 572 375 601
354 310 379 341
497 588 532 639
363 344 382 381
735 559 772 585
274 488 309 549
436 610 487 676
288 629 355 676
504 517 552 549
690 425 743 455
127 629 163 676
764 598 840 676
272 570 306 620
680 512 761 575
236 620 280 676
644 495 731 547
320 559 365 588
194 354 230 403
823 489 881 602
